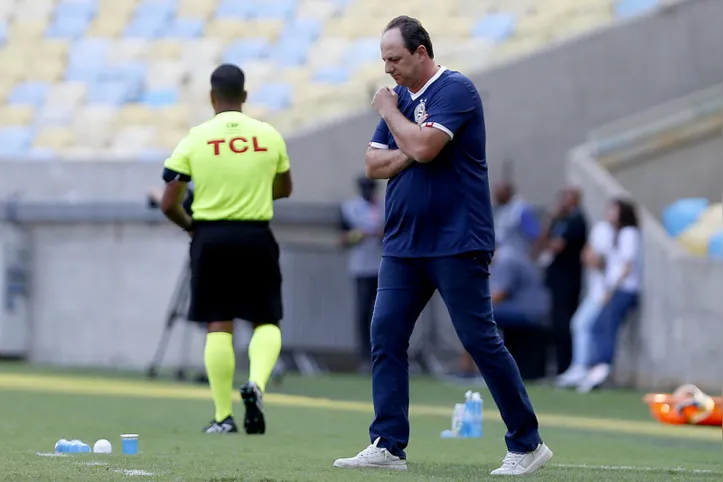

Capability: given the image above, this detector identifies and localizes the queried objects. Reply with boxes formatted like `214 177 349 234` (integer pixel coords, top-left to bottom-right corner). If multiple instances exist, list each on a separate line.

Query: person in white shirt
577 199 641 393
555 219 614 388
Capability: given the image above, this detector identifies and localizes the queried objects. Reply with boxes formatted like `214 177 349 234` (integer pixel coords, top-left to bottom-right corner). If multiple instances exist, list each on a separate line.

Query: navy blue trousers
369 252 541 458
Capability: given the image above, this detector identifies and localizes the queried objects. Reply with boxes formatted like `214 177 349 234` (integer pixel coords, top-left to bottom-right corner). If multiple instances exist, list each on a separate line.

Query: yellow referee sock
248 324 282 393
204 332 235 422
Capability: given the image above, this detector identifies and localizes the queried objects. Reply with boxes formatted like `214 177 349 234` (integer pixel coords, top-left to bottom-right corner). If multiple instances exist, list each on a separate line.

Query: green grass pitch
0 362 719 481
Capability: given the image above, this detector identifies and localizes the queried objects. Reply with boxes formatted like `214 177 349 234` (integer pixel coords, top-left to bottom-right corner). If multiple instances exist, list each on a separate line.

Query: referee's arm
161 136 194 232
271 128 293 200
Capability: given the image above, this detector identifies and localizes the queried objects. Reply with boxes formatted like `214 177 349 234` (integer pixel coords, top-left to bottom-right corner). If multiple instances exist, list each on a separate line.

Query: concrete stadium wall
567 145 723 393
612 134 723 218
1 0 723 206
0 202 466 372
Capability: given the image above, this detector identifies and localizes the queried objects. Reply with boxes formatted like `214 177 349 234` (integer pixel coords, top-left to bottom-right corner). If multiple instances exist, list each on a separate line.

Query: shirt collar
408 66 447 101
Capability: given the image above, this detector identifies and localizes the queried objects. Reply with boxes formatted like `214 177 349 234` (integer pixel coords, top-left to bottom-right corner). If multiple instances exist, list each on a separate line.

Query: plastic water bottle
469 392 483 438
79 443 91 453
68 440 83 453
460 390 474 438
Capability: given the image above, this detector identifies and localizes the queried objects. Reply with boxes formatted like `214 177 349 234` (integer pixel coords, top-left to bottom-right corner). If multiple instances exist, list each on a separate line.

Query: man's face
381 28 422 88
493 183 512 205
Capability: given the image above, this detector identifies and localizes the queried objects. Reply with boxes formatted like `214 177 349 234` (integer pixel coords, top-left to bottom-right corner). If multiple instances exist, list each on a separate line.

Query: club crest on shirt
414 100 427 123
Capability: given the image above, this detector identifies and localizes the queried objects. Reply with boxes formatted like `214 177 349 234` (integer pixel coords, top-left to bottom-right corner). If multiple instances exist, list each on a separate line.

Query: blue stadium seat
65 63 102 82
141 88 179 107
708 230 723 259
54 0 97 20
134 0 178 18
223 38 270 64
123 15 169 38
345 38 380 65
472 13 516 43
69 37 109 64
216 0 298 20
253 0 298 20
45 16 92 39
282 18 322 43
662 198 709 237
269 39 312 67
86 81 137 105
8 82 51 107
312 66 351 84
161 18 204 38
614 0 659 18
215 0 250 19
252 83 292 112
0 127 34 155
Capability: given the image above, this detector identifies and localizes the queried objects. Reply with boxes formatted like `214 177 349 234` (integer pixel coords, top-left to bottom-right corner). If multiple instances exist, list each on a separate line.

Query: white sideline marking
554 463 719 474
36 452 65 457
79 461 108 466
116 469 155 476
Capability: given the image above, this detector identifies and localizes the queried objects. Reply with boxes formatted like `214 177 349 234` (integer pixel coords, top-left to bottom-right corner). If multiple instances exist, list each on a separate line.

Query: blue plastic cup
121 434 139 455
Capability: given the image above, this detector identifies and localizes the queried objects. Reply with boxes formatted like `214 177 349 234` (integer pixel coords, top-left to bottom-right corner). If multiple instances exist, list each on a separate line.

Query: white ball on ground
93 439 112 454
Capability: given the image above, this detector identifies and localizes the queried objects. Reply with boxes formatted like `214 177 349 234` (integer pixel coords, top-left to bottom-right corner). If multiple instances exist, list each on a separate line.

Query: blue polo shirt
369 67 495 257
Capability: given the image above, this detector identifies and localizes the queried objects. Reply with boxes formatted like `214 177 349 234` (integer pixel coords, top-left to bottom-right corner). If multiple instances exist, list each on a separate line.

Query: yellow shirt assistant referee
160 64 292 436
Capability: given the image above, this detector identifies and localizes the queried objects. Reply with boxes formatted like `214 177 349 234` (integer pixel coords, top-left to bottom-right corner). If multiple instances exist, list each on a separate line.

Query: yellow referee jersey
164 111 290 221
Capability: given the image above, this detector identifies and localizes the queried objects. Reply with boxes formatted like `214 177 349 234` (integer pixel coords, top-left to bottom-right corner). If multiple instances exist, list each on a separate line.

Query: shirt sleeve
618 228 640 262
422 78 477 140
163 136 191 177
163 134 193 181
268 127 290 174
369 118 390 150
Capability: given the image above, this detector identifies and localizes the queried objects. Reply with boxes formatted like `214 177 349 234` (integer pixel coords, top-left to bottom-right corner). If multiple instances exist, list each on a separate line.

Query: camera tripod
146 262 208 383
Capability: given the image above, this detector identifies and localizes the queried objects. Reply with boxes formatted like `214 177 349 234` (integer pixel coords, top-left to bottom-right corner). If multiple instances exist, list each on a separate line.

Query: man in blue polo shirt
332 16 552 476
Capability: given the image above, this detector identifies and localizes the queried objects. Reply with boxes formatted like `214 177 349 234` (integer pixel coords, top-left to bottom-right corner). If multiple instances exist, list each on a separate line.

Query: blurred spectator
454 245 549 380
339 176 384 372
493 181 541 255
490 245 551 330
577 199 641 393
536 187 587 375
555 217 614 388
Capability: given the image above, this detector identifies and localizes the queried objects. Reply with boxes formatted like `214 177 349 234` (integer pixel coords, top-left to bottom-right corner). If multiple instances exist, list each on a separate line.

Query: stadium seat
312 66 351 84
0 105 35 126
140 88 180 107
662 198 709 237
614 0 659 18
86 80 137 105
36 105 77 126
708 231 723 259
252 83 293 112
161 18 205 39
107 39 150 63
472 13 516 43
678 219 721 257
223 38 271 64
45 82 87 106
7 82 51 107
54 0 99 19
34 126 76 150
0 126 34 154
45 15 92 39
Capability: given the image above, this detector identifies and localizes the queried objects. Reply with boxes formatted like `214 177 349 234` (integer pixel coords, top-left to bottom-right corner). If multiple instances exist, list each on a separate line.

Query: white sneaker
332 437 408 471
576 363 611 393
555 365 587 388
490 443 553 476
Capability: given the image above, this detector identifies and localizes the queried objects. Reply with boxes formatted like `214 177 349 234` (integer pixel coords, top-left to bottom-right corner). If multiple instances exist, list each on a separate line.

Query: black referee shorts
188 220 283 323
